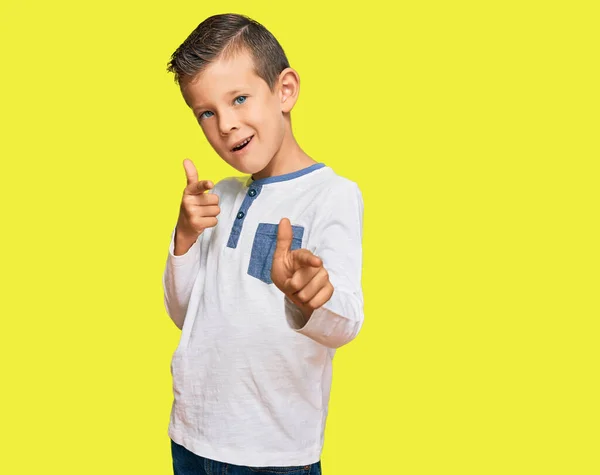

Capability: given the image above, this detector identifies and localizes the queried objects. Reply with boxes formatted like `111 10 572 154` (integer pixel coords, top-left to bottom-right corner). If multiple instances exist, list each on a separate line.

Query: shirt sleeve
284 181 365 349
162 225 202 330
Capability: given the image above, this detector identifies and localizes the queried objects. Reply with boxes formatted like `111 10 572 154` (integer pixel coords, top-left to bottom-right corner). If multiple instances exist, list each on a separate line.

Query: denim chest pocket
248 222 304 285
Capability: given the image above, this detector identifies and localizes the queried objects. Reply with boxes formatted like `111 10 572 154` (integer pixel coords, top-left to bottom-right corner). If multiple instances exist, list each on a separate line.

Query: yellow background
1 1 598 473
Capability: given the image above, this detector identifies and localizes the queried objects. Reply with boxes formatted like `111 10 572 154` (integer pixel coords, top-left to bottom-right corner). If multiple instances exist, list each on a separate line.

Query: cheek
250 99 281 132
202 127 218 147
247 104 269 129
201 125 229 156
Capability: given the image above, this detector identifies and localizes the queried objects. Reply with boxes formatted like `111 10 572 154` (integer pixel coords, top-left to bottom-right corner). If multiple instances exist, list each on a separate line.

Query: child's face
180 50 287 176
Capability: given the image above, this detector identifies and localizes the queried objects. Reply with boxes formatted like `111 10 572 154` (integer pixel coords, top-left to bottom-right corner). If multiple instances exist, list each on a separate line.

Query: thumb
183 159 213 195
183 159 199 186
273 218 293 261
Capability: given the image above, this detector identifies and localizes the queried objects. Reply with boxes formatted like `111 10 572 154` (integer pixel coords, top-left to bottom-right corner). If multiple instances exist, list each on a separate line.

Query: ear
277 68 300 113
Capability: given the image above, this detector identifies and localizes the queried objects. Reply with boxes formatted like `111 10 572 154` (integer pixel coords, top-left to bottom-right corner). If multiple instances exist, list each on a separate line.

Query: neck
251 120 317 180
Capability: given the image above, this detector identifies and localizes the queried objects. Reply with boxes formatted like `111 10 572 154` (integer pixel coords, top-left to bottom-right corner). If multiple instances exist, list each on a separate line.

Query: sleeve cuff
168 227 201 267
284 291 363 349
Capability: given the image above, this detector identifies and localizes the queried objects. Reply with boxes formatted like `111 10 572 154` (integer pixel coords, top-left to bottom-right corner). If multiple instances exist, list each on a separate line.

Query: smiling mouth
231 136 254 151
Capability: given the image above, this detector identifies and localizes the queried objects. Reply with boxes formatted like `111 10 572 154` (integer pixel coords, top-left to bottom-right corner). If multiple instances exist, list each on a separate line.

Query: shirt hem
168 426 322 467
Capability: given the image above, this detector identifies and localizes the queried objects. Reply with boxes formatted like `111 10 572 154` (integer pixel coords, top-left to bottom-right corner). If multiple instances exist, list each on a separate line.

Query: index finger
292 249 322 270
186 179 214 195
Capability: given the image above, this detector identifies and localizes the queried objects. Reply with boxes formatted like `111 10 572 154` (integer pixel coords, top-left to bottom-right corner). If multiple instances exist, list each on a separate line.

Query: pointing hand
174 158 220 255
271 218 334 318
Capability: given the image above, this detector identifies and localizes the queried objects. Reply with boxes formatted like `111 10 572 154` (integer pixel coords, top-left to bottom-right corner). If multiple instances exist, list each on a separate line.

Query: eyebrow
193 89 248 112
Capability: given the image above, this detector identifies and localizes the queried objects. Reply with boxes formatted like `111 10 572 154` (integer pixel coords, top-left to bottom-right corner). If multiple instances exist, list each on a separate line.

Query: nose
218 109 239 136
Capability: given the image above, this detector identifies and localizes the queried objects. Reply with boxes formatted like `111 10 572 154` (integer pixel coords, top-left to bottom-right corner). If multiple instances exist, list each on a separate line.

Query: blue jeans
171 439 322 475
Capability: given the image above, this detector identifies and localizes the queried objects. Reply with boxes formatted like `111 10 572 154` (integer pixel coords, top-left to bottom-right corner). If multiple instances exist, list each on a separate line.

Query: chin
224 157 272 176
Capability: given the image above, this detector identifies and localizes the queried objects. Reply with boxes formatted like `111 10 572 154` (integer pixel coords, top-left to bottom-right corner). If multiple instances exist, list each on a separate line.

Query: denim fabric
248 223 304 284
227 184 263 249
171 439 322 475
245 163 326 187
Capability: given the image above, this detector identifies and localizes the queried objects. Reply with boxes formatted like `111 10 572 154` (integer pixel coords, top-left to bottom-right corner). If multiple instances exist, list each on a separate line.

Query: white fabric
163 164 364 466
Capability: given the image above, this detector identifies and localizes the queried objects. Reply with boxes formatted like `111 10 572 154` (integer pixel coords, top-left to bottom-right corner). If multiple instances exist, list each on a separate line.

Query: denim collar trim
246 163 326 187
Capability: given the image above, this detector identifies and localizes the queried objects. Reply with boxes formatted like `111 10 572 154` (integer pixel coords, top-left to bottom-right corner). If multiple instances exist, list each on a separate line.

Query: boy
163 13 364 475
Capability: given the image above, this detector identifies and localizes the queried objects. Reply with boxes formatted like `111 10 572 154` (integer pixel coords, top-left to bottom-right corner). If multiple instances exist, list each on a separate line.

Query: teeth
234 137 251 150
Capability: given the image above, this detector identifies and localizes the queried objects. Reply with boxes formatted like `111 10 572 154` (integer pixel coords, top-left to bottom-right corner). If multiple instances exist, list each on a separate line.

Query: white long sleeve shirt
163 163 364 466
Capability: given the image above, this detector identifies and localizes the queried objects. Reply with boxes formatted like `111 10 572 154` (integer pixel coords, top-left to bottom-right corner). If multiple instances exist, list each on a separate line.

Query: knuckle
197 206 208 217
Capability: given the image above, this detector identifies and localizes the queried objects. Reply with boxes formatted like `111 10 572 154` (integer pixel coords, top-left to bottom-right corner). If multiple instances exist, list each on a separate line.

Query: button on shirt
162 163 365 467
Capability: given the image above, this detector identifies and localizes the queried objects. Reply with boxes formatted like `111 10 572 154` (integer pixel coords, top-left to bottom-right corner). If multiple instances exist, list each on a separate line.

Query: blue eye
199 110 214 120
234 96 247 105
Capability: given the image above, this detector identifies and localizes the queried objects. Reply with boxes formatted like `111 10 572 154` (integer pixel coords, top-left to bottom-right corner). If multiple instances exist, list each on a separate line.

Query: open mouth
231 135 253 152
